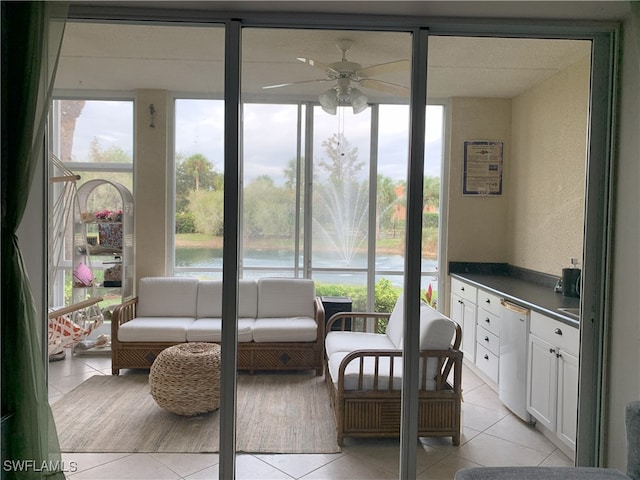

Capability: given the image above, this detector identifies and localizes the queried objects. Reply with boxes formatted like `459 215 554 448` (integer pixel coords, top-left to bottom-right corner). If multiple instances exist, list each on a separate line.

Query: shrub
423 212 439 229
175 211 196 233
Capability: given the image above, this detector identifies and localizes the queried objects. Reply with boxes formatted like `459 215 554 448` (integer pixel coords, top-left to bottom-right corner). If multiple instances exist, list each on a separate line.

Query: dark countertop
449 263 580 328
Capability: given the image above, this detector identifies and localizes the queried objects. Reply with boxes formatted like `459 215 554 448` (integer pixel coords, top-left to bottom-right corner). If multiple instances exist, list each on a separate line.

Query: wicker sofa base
112 342 322 375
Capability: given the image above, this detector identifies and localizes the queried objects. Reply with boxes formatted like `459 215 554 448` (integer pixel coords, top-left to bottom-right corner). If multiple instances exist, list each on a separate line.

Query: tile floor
48 352 572 479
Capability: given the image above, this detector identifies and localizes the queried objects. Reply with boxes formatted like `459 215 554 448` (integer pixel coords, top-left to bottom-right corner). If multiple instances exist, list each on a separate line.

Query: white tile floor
48 352 572 479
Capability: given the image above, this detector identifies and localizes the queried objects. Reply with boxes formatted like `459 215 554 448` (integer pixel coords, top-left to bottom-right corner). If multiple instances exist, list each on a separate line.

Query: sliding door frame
65 5 619 476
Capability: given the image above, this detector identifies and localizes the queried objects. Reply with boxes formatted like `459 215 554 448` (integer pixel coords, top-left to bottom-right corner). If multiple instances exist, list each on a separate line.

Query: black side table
321 296 352 331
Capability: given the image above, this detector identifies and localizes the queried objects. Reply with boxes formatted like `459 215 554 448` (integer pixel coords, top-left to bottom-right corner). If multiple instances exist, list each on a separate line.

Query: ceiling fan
262 39 410 115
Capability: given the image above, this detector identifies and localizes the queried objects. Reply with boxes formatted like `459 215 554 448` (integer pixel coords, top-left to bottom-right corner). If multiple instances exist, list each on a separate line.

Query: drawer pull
557 353 562 358
549 348 556 354
554 328 563 336
461 286 465 291
485 318 491 324
485 299 491 304
484 336 489 342
484 354 489 360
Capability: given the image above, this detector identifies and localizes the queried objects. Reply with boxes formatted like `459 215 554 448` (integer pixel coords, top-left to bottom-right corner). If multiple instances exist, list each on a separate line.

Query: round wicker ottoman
149 342 221 416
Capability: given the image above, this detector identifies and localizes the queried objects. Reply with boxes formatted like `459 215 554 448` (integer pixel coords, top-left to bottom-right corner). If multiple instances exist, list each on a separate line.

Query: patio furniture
454 401 640 480
149 342 221 416
111 277 325 375
324 294 463 446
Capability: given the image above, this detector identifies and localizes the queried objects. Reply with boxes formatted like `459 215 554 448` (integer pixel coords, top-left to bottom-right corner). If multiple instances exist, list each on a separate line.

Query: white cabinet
450 278 477 362
527 311 579 451
475 290 502 384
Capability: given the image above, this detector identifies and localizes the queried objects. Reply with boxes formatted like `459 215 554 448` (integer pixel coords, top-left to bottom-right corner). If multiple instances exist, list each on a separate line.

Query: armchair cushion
325 331 396 358
385 293 404 349
328 351 404 390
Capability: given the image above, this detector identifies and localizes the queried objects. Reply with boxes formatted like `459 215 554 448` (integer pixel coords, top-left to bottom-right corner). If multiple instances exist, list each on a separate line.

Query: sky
71 99 444 183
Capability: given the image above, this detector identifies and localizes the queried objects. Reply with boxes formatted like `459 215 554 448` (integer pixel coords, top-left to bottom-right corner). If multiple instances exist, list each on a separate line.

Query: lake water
175 247 438 287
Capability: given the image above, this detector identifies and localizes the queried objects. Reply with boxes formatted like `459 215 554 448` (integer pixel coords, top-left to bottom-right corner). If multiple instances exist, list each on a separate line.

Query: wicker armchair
324 296 463 446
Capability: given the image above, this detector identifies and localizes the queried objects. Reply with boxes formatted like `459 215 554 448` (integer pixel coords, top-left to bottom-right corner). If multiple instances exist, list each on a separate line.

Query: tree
376 174 399 236
243 175 294 238
317 133 364 183
188 189 224 236
423 176 440 211
175 153 222 213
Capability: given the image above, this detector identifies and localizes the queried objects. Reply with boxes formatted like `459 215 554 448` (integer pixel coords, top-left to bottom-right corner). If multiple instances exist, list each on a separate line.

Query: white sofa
111 276 325 375
324 294 463 445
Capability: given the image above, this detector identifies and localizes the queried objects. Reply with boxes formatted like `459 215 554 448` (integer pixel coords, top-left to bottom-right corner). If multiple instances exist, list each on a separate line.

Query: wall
446 97 511 263
508 56 589 275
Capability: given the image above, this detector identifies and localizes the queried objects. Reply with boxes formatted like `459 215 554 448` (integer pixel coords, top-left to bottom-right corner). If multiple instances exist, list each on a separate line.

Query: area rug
52 374 340 454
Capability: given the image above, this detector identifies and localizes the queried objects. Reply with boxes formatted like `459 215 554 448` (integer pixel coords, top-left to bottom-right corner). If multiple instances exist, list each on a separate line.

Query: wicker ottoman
149 342 221 416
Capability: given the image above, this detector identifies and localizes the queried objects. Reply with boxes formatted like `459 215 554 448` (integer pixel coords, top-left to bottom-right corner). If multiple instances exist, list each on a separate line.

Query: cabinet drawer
451 278 477 304
476 325 499 356
478 309 500 337
476 344 499 383
530 311 579 356
478 289 502 316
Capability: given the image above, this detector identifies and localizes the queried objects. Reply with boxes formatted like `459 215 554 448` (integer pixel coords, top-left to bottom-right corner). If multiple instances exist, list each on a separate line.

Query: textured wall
508 56 590 276
446 97 511 263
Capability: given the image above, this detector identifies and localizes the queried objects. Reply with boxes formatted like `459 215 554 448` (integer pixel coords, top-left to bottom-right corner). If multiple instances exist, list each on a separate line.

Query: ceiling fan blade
357 59 409 78
262 78 332 90
297 57 340 75
359 78 410 97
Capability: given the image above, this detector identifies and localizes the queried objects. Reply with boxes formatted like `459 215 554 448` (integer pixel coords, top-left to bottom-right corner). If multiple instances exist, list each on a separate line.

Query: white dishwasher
499 300 531 422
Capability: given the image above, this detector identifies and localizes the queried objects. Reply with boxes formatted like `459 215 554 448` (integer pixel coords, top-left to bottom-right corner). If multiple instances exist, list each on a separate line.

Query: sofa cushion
196 280 258 319
118 317 195 342
325 331 396 358
137 277 199 318
257 278 315 318
385 293 404 349
252 317 317 342
186 318 254 343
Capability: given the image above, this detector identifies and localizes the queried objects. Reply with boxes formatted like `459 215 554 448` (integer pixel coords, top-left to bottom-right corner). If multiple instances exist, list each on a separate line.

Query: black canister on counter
562 268 581 297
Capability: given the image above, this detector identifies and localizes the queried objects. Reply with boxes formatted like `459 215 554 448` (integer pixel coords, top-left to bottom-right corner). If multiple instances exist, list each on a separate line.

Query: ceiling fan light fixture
319 88 338 115
349 88 368 114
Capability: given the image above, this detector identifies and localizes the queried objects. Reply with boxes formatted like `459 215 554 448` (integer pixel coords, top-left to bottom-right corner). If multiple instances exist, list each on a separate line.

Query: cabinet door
527 333 557 431
451 293 476 361
557 349 579 449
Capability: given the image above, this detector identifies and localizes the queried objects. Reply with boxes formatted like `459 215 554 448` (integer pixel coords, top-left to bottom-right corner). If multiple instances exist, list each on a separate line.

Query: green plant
175 211 196 233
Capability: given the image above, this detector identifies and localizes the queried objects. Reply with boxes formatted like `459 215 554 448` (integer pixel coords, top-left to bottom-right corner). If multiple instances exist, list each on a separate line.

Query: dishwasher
499 300 531 422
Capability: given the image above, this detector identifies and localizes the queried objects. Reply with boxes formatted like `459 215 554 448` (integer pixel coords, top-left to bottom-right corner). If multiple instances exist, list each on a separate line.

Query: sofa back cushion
196 280 258 318
385 293 404 349
137 277 199 317
257 278 315 318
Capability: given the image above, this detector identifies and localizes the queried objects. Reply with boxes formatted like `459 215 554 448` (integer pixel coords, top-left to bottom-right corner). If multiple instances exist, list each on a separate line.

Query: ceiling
55 20 592 102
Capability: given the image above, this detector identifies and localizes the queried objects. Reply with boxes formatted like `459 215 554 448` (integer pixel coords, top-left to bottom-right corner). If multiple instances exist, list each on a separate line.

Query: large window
172 27 444 312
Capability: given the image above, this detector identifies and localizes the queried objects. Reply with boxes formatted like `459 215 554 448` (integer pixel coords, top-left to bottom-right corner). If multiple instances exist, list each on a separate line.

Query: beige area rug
52 374 340 454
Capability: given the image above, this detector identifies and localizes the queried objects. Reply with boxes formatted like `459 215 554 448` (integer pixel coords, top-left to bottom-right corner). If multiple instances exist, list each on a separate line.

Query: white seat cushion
325 331 396 358
186 318 254 343
257 278 315 318
252 317 317 342
137 277 199 317
117 317 195 342
328 351 405 390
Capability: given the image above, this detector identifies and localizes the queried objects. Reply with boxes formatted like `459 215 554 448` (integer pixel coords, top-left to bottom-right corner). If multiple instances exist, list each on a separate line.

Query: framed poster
463 140 504 195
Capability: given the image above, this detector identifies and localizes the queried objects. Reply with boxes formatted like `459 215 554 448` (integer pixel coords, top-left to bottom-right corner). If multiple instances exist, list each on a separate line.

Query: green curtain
1 2 68 479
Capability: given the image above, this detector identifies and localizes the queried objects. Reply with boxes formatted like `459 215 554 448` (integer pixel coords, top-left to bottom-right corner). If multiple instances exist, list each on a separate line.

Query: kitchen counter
449 262 580 328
